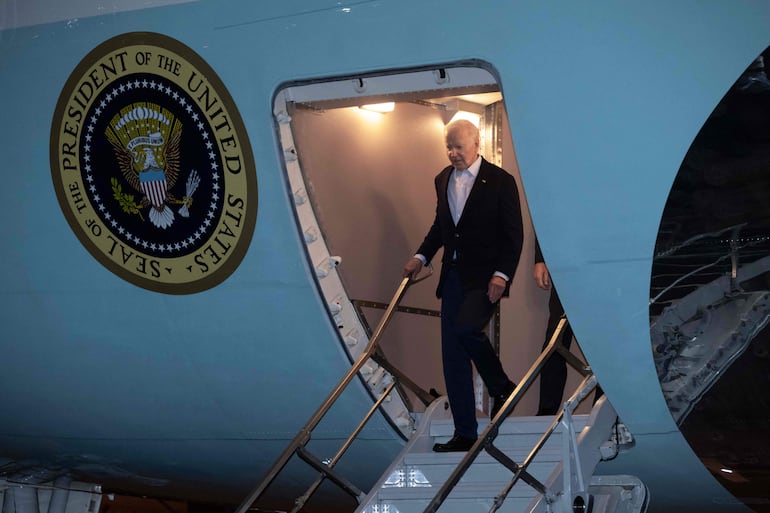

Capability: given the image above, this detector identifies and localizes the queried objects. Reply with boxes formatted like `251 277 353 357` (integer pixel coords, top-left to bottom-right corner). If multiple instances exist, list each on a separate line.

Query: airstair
233 276 648 513
355 390 645 513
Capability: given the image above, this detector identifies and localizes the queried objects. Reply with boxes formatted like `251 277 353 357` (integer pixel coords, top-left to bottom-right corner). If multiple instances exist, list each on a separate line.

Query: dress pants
537 287 603 415
441 266 511 439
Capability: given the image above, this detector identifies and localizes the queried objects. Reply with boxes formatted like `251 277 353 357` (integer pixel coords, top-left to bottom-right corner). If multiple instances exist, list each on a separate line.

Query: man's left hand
487 275 507 303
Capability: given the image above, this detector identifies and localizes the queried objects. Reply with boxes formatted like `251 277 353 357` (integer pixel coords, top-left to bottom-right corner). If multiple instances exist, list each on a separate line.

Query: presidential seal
50 32 257 294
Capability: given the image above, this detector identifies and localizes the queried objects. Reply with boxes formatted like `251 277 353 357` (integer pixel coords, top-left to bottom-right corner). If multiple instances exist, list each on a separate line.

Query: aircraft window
650 48 770 502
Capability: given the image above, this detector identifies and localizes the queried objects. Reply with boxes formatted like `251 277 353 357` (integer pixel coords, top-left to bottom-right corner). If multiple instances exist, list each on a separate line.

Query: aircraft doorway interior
650 48 770 503
273 65 592 433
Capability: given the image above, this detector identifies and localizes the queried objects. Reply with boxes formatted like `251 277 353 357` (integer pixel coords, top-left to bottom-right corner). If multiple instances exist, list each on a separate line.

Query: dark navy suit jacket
417 157 524 298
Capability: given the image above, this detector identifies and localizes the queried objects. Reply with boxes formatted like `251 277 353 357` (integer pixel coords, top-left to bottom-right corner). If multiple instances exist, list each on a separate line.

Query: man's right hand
403 257 423 280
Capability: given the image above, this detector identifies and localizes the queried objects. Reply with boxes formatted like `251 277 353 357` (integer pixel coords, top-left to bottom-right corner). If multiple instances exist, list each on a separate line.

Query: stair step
405 446 562 465
378 442 562 507
384 464 554 490
368 486 537 513
430 435 564 453
376 481 540 500
429 414 589 437
401 447 561 482
427 415 588 454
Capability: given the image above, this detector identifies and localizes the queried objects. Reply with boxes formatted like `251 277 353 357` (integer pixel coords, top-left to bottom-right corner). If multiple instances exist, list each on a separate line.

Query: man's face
445 126 479 171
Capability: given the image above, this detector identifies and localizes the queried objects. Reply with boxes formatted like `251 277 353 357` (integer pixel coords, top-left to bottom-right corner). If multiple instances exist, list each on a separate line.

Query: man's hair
445 119 480 144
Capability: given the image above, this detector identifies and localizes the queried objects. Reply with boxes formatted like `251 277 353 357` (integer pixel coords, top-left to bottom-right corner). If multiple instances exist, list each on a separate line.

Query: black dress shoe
433 435 477 452
491 381 517 419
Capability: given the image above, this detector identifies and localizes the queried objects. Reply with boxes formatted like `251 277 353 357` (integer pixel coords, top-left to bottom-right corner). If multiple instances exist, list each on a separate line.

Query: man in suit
403 119 523 452
533 239 573 416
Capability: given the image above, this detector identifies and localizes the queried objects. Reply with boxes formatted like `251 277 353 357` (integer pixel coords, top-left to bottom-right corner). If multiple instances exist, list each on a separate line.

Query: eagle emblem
105 103 197 228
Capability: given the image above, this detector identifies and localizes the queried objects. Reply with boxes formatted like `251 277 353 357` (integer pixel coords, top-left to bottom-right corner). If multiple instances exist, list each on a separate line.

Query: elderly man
403 119 523 452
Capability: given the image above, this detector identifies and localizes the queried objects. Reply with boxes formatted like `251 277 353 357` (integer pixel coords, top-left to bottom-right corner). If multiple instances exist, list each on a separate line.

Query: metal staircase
357 398 580 513
233 276 649 513
356 387 646 513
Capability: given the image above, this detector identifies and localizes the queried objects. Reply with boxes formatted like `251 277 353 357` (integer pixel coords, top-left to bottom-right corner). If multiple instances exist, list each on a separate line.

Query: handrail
233 268 432 513
421 316 593 513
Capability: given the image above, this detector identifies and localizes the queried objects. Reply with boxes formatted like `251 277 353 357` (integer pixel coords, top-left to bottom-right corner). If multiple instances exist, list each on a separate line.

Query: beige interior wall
289 100 590 416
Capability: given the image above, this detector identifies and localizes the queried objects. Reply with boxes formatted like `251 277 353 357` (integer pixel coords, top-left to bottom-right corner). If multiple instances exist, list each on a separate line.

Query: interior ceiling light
359 102 395 113
441 98 482 127
449 110 480 127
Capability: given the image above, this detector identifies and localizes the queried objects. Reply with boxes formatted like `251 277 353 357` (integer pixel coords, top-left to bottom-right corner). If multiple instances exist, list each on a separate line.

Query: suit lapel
437 166 455 227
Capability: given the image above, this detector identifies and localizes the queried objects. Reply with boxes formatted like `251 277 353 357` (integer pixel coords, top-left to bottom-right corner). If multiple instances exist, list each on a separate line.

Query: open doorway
273 64 586 433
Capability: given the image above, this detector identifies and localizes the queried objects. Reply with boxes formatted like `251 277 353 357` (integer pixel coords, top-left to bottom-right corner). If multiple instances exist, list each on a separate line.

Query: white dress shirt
448 156 482 225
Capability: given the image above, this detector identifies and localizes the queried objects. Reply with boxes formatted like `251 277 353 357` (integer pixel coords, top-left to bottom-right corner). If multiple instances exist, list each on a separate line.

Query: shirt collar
455 155 482 178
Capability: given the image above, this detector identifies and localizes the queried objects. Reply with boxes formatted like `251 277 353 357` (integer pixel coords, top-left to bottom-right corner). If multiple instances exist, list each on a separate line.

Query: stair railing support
234 271 431 513
551 374 598 513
